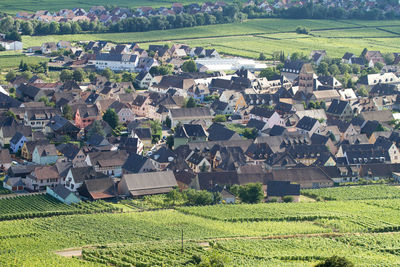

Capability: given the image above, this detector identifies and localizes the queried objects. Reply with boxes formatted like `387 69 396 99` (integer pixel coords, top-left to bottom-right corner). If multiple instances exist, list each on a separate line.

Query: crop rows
301 185 400 201
0 194 118 221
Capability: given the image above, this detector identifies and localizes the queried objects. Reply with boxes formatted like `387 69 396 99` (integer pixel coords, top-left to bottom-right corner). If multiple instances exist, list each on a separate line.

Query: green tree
4 110 16 120
87 120 105 139
258 53 266 60
243 127 258 139
166 135 174 149
259 67 280 80
62 105 73 120
351 64 361 74
102 108 119 129
60 69 73 82
317 62 329 75
314 256 354 267
357 86 368 97
73 68 85 82
375 62 384 70
185 189 214 206
383 53 395 65
164 116 172 128
185 97 196 108
238 183 264 204
213 115 227 122
182 60 197 72
150 120 162 136
5 71 16 82
328 64 340 76
38 97 55 107
102 68 113 80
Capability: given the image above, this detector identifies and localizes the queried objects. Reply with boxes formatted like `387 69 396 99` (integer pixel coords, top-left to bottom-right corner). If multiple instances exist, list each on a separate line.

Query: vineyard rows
301 185 400 201
0 194 118 221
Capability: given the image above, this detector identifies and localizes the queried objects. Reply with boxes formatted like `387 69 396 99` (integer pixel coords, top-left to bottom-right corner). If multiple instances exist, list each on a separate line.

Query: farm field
2 199 400 266
301 185 400 201
0 52 49 69
0 194 118 220
20 19 400 59
0 0 224 15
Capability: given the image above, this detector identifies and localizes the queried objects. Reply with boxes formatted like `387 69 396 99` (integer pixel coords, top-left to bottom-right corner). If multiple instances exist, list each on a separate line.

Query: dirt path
55 249 83 257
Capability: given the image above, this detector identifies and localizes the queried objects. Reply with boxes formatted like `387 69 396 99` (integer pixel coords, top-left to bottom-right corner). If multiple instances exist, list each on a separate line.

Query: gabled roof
266 181 300 197
133 127 152 140
150 146 176 163
122 153 155 173
170 107 212 119
10 132 25 144
56 143 80 160
51 184 75 200
122 171 177 196
175 124 208 138
250 107 275 118
79 177 116 199
207 123 241 141
296 116 318 131
327 99 349 115
70 166 107 183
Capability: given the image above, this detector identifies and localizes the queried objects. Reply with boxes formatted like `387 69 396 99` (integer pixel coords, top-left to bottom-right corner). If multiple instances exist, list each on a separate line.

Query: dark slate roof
370 83 399 96
122 153 154 173
246 119 266 131
175 124 207 138
210 100 229 112
266 181 300 197
268 125 287 136
56 143 80 160
47 115 79 132
296 116 318 131
207 123 240 141
71 166 108 183
10 132 24 144
342 52 354 60
361 120 380 137
150 146 176 163
136 70 151 81
327 99 349 115
51 184 74 200
250 107 275 118
0 92 21 109
134 128 152 140
87 133 110 147
283 60 305 72
133 95 147 106
310 133 329 145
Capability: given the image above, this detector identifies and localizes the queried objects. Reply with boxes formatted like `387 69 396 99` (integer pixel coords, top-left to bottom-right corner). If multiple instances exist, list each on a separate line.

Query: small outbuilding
46 184 81 205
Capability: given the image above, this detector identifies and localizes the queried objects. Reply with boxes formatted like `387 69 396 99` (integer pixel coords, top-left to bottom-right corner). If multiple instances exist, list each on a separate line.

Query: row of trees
2 2 400 38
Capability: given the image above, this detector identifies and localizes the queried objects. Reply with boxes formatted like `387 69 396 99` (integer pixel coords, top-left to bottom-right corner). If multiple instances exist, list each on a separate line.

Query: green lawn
0 52 49 69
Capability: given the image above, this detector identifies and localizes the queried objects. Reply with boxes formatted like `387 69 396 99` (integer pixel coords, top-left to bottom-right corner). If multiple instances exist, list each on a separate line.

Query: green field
0 52 49 69
2 186 400 266
302 185 400 201
0 194 118 220
20 19 400 59
0 0 229 15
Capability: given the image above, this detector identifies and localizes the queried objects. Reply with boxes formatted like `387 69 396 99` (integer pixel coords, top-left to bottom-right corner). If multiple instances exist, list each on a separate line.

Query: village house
85 150 129 177
25 165 61 191
32 144 58 165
